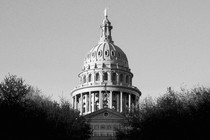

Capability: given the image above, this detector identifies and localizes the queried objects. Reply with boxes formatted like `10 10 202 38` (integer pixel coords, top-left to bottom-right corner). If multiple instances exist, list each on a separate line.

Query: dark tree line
2 74 209 140
0 74 91 140
116 87 210 140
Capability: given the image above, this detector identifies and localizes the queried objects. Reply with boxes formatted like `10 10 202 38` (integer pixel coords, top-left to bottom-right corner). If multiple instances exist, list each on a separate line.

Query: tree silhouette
117 87 210 140
0 74 91 140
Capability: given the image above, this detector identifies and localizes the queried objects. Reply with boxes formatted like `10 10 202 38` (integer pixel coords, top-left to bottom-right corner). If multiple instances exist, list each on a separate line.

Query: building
71 10 141 140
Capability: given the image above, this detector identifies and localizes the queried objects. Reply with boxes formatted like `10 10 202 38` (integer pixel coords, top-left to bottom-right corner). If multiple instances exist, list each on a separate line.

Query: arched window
95 73 100 81
112 72 117 82
119 74 123 83
88 74 92 82
83 75 86 83
103 72 108 81
126 75 129 83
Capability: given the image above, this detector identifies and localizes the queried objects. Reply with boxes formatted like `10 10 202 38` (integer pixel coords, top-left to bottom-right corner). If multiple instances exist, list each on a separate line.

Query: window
88 74 92 82
111 50 115 56
119 74 123 83
105 50 109 56
112 72 117 82
98 50 102 57
95 73 100 81
94 125 99 130
103 72 108 81
83 75 86 83
100 124 106 130
107 125 112 130
104 112 109 117
126 75 129 83
100 132 106 136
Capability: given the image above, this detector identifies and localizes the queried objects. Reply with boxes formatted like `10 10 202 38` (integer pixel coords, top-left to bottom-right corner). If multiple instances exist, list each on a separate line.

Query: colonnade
73 90 139 115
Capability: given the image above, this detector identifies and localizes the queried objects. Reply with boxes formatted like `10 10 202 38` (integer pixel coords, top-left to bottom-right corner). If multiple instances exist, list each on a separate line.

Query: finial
104 8 108 17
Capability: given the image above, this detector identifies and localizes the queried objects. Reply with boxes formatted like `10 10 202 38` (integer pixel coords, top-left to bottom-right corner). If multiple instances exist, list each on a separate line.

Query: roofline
84 108 125 119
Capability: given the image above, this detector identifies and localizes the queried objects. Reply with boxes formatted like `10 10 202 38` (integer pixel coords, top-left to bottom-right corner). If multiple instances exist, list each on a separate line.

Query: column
108 72 111 83
117 92 120 112
100 72 103 83
134 95 137 107
89 92 91 113
85 94 88 114
92 93 95 112
136 96 139 108
109 91 112 109
72 96 74 109
137 96 139 105
74 96 77 110
80 93 83 115
128 93 131 111
99 91 103 109
120 91 123 112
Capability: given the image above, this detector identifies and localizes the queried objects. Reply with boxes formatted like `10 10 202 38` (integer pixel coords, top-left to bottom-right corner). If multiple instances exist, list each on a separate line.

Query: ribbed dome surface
84 40 129 68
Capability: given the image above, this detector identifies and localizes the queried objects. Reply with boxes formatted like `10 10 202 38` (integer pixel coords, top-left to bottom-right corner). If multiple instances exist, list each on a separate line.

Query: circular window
98 50 102 57
104 112 109 117
111 51 115 56
105 50 109 56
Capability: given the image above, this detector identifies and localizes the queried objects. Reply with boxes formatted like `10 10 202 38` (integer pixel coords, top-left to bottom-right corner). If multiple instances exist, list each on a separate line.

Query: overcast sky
1 0 210 101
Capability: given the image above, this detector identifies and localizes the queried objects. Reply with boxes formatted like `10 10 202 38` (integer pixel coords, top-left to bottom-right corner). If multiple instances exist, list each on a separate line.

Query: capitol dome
71 10 141 116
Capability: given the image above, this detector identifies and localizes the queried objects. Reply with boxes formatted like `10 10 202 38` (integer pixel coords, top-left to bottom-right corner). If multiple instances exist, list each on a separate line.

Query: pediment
84 108 124 120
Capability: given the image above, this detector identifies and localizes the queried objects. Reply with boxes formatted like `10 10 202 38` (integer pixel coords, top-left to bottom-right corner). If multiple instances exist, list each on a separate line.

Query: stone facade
85 108 124 140
71 10 141 139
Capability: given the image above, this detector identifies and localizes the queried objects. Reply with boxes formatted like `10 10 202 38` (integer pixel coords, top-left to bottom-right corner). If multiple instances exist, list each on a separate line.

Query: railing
72 82 139 91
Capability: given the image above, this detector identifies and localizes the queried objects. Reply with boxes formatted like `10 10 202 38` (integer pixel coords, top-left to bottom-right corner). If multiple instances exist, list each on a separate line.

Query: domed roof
83 12 129 70
84 40 129 68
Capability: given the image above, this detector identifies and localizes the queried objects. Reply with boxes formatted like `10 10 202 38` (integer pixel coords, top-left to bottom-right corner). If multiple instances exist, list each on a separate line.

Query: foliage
116 87 210 140
0 74 91 140
0 74 31 104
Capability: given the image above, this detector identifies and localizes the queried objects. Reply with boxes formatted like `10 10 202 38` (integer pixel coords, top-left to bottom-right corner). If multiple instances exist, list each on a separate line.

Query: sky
0 0 210 102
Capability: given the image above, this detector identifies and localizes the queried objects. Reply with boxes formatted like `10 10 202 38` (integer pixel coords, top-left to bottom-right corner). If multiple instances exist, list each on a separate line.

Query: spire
104 8 107 17
99 8 113 43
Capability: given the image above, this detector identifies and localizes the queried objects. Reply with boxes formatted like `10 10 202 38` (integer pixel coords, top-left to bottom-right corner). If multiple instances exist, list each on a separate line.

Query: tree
116 87 210 140
0 74 31 104
0 74 92 140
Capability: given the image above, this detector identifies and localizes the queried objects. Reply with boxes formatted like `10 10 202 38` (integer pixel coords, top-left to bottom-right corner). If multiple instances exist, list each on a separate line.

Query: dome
71 10 142 118
84 41 129 69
